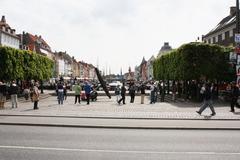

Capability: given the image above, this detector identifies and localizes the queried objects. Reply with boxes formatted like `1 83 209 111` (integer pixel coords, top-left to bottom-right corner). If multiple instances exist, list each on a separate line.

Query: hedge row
0 46 54 81
153 42 233 81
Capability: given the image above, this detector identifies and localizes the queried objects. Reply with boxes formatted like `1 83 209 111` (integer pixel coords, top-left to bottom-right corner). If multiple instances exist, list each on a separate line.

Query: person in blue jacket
84 81 92 105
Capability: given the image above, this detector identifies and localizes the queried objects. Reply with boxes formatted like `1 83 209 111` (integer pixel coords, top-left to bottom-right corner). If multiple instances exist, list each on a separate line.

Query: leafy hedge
0 46 54 81
153 42 233 81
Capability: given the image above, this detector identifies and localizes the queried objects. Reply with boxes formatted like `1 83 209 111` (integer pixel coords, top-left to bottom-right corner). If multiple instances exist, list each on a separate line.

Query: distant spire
1 16 6 23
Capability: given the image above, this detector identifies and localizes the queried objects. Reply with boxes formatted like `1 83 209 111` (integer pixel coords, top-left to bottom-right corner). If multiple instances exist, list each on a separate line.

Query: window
215 36 218 42
218 34 222 42
230 29 233 37
213 37 216 43
225 31 230 40
222 32 225 40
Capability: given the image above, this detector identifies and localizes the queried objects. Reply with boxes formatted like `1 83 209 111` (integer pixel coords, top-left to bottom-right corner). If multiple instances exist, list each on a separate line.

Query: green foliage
0 46 53 81
153 42 232 81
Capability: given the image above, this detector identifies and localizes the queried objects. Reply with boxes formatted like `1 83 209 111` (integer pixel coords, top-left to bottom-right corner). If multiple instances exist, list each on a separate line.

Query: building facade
157 42 172 58
0 16 20 49
147 55 155 80
54 51 73 77
202 7 237 47
139 57 148 81
19 32 55 60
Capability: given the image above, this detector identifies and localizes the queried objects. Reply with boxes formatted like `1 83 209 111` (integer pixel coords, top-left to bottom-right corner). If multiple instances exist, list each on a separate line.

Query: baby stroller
81 90 98 101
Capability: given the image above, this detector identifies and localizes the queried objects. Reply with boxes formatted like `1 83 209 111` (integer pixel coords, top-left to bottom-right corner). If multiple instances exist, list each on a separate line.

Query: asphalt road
0 125 240 160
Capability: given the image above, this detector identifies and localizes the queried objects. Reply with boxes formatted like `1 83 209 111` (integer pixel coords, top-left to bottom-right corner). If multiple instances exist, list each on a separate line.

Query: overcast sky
1 0 236 74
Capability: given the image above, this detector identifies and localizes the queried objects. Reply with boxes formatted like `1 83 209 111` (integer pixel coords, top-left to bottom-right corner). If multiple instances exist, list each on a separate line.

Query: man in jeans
196 83 216 116
84 81 92 105
57 82 64 105
9 81 19 108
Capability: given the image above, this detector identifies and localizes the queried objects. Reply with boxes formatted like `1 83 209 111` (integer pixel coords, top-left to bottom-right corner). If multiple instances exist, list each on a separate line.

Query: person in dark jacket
230 82 239 113
118 83 126 105
57 82 64 105
8 81 19 108
129 82 136 103
196 83 216 116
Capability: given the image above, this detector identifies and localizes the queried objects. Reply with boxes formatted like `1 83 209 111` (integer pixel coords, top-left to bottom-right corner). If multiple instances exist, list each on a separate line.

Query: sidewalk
1 93 240 130
0 94 239 120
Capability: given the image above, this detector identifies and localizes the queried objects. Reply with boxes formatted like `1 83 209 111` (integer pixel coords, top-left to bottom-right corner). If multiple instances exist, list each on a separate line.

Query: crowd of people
55 80 95 105
115 81 160 105
0 80 40 110
0 80 240 116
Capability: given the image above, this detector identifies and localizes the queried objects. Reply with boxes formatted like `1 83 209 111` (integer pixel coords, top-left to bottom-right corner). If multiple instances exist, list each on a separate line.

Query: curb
0 122 240 130
0 114 240 121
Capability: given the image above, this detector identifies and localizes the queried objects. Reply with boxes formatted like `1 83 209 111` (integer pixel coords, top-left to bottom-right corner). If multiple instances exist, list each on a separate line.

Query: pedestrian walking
129 82 136 103
150 82 157 104
0 81 7 109
8 81 19 108
31 82 40 110
73 82 81 104
196 83 216 116
57 82 64 105
140 83 145 104
118 83 126 105
230 82 239 113
115 85 121 102
84 81 92 105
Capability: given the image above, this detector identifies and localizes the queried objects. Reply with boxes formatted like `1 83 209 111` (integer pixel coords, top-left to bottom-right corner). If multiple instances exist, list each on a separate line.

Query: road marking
0 145 239 155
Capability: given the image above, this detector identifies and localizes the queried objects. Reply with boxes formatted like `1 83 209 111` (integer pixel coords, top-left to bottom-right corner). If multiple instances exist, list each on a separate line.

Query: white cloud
1 0 236 74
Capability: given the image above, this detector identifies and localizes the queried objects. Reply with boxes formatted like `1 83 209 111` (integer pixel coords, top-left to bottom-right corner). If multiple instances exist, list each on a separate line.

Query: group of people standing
0 80 40 110
56 81 92 105
115 82 158 105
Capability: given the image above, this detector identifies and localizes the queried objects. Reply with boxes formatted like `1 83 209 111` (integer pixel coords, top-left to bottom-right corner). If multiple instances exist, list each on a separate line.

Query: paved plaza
0 91 240 120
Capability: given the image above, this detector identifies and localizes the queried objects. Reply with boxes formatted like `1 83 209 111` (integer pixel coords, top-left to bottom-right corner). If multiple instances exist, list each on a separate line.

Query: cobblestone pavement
0 94 240 120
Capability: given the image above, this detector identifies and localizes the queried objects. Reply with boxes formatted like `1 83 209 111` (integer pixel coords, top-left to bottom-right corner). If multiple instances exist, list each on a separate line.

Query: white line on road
0 145 239 155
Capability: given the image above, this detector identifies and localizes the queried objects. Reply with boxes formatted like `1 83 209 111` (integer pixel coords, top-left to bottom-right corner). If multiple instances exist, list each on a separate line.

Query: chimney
164 42 169 46
230 6 237 16
1 15 6 23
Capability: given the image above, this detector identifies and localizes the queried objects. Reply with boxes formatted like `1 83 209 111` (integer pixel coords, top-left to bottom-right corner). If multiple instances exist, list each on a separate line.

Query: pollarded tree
0 46 53 81
153 42 231 82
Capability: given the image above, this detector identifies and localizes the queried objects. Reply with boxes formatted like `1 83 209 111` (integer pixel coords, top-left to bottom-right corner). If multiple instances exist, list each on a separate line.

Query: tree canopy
153 42 233 81
0 46 54 81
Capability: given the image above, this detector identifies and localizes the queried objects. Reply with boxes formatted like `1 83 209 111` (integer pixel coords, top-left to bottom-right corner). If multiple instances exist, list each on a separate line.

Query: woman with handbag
31 82 40 110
